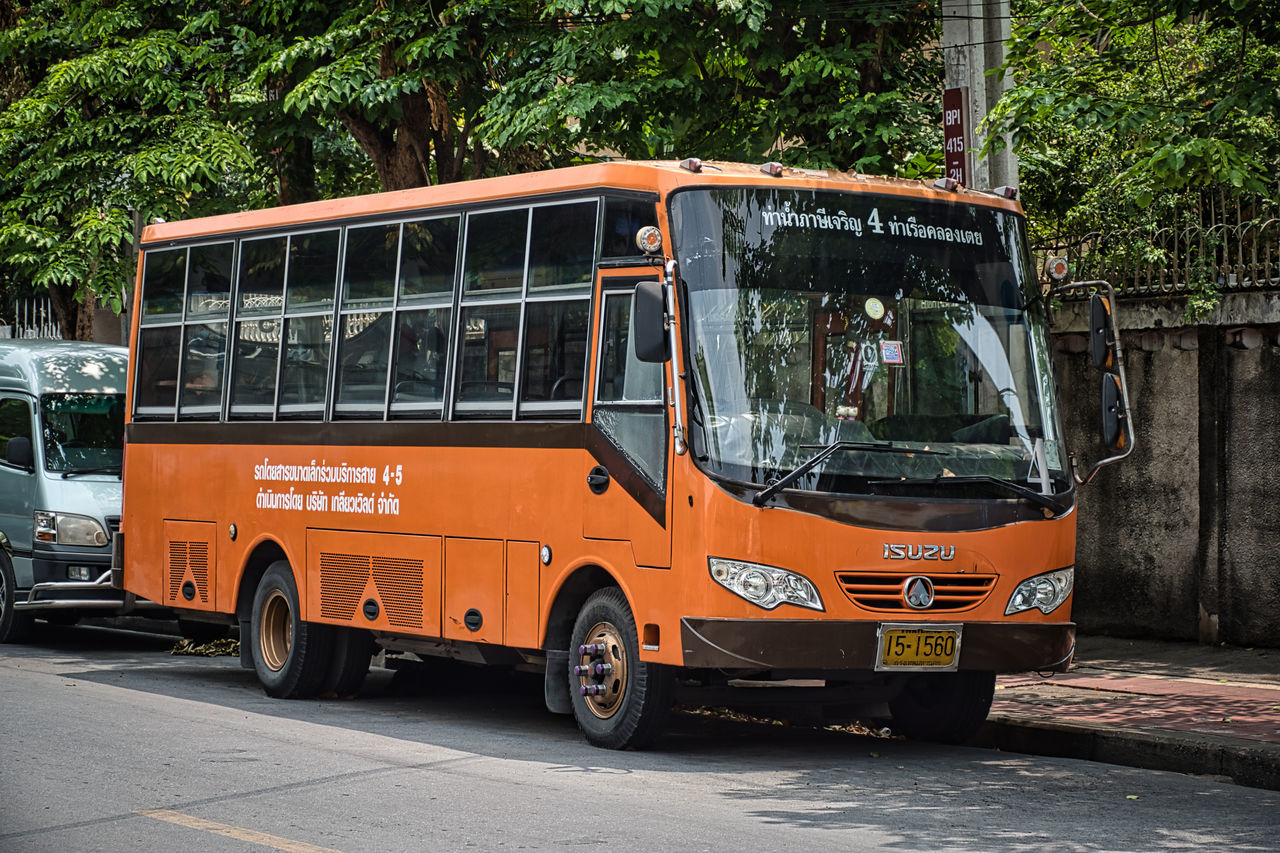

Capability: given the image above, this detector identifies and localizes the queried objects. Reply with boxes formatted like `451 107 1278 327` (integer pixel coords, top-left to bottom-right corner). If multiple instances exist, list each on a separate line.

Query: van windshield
40 393 125 474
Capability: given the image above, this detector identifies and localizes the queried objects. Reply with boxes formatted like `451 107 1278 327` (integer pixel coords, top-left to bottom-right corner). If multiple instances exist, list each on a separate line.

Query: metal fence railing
0 298 61 339
1034 187 1280 298
1035 216 1280 297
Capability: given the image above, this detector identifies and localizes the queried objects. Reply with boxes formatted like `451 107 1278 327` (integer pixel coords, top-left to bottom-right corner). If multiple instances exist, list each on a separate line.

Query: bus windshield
672 187 1067 498
41 393 125 474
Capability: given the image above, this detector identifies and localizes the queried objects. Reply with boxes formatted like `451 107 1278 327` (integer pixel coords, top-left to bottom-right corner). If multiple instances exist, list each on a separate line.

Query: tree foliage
0 1 263 332
989 0 1280 239
486 0 941 174
0 0 946 336
254 0 943 188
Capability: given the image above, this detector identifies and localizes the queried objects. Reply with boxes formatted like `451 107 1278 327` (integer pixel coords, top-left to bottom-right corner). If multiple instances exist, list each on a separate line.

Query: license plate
875 624 962 672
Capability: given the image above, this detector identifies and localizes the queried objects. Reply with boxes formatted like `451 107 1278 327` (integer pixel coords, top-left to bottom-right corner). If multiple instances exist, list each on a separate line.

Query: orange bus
118 161 1129 749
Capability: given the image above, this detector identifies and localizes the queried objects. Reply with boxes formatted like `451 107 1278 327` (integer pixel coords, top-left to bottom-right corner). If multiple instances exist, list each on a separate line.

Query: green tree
0 0 375 339
0 0 948 335
989 1 1280 241
0 1 265 337
489 0 942 175
258 0 945 189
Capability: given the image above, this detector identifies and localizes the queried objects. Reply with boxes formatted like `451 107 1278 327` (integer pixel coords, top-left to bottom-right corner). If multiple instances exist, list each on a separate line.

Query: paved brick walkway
995 671 1280 743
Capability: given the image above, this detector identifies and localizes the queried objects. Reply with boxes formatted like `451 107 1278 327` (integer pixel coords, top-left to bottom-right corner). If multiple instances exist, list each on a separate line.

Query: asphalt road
2 624 1278 853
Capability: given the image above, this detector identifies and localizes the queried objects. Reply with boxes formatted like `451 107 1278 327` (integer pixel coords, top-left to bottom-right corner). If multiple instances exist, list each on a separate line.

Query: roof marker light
1047 257 1070 282
635 226 663 255
759 161 784 177
679 157 703 173
993 185 1019 199
933 177 960 192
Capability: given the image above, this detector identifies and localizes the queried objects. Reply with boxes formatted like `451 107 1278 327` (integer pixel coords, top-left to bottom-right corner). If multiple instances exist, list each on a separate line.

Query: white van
0 340 159 641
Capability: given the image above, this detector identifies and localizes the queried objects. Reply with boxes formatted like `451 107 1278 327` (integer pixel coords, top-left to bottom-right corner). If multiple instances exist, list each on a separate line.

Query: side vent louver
166 539 209 604
320 552 423 629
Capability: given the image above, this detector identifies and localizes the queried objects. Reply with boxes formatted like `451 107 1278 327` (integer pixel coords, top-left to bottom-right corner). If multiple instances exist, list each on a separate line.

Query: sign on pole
943 86 970 187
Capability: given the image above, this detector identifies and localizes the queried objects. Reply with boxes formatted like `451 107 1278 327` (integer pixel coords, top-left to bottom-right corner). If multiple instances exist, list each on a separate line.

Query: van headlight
708 558 824 611
1005 567 1073 615
34 511 109 547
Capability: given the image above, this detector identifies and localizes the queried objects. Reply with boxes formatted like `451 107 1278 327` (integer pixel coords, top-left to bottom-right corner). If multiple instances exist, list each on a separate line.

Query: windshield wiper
61 465 121 479
753 441 944 507
868 474 1067 515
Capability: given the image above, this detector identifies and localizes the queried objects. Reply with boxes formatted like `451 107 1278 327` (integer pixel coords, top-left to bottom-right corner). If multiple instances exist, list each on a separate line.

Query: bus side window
134 326 182 419
230 236 287 419
519 299 590 413
593 291 666 492
389 308 451 416
335 312 393 417
335 223 399 418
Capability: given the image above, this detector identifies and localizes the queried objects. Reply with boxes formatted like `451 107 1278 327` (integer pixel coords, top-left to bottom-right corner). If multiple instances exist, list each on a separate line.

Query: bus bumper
679 618 1076 674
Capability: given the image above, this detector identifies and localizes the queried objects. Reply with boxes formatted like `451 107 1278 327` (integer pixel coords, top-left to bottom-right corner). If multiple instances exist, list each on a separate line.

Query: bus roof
140 160 1024 247
0 340 128 396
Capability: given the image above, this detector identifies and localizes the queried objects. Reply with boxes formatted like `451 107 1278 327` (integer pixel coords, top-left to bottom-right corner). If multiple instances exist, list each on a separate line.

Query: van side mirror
1100 373 1126 451
1089 293 1114 370
633 280 669 363
5 436 34 470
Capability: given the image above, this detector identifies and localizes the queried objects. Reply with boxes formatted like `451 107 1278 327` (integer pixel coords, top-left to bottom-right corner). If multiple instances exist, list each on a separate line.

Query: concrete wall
1052 293 1280 646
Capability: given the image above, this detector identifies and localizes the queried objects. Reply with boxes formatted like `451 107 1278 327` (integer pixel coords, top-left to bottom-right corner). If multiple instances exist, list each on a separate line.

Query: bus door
583 275 671 569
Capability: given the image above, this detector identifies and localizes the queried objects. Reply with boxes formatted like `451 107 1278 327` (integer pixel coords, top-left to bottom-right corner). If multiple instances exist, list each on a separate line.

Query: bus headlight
708 558 824 612
34 511 109 547
1005 568 1073 615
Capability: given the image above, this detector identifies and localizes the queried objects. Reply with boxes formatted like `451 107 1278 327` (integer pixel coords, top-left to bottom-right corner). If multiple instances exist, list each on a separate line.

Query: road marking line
135 809 342 853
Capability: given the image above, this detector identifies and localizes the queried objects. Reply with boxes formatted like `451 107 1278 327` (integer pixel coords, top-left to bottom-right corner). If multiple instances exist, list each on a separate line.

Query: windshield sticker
761 203 984 246
761 205 863 233
884 215 984 245
881 341 905 365
864 297 886 320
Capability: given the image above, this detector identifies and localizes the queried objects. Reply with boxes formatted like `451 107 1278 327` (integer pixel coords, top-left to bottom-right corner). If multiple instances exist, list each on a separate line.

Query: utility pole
941 0 1017 191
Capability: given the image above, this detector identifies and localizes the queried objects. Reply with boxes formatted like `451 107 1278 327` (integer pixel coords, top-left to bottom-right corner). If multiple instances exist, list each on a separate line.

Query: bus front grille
835 572 996 613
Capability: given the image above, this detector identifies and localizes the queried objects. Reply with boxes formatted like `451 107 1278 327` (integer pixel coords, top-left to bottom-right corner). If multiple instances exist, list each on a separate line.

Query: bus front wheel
568 587 673 750
888 670 996 744
250 561 333 699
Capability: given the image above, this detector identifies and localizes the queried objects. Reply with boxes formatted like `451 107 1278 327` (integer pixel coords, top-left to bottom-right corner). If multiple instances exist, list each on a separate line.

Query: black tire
322 627 374 697
888 670 996 744
0 551 34 644
568 587 673 749
250 561 333 699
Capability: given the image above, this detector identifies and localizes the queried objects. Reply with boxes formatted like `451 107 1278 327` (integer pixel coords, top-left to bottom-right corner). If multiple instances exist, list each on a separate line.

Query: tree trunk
48 284 98 341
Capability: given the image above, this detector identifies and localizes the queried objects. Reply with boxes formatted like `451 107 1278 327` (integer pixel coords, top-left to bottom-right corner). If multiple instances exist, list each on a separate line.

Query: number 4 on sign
382 465 402 485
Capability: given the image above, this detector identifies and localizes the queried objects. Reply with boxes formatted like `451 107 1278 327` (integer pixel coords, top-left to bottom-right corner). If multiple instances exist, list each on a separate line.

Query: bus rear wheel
888 670 996 744
250 561 333 699
322 627 374 697
568 587 672 749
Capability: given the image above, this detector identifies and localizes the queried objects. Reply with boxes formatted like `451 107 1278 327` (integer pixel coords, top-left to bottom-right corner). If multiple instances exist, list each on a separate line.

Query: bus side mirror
1100 373 1126 451
1089 293 1114 370
633 280 670 363
5 436 34 471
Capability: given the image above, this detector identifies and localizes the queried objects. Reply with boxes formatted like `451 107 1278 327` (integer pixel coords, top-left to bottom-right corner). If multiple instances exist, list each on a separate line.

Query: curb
977 712 1280 792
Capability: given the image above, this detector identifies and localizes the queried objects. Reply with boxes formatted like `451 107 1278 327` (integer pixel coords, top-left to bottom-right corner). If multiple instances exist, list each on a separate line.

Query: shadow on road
13 623 1280 852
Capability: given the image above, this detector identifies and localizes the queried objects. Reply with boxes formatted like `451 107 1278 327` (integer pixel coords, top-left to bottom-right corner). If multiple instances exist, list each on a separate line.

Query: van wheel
322 627 374 697
888 670 996 744
568 588 673 749
0 551 34 644
250 561 333 698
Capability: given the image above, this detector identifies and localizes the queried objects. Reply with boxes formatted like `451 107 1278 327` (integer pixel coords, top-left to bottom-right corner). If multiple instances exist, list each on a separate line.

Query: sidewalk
978 635 1280 790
